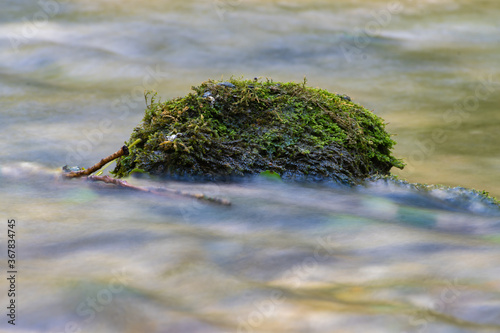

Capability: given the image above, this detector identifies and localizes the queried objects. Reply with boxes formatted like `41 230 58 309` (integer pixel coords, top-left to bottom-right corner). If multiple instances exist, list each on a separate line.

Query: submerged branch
61 143 231 205
87 175 231 205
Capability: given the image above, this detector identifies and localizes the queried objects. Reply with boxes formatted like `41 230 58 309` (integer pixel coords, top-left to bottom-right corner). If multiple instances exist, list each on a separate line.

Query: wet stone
113 78 404 183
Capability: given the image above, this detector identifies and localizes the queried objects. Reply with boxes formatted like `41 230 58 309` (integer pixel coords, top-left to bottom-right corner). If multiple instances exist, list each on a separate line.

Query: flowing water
1 0 500 332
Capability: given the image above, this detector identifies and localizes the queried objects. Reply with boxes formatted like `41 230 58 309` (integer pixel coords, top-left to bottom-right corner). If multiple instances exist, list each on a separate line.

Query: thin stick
62 141 231 205
87 175 231 206
63 145 129 178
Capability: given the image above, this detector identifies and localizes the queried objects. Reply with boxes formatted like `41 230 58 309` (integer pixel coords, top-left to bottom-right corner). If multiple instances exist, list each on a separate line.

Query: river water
1 0 500 332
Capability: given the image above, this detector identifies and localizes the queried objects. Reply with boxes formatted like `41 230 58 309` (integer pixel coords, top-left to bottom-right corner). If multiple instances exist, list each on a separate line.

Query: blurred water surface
1 0 500 332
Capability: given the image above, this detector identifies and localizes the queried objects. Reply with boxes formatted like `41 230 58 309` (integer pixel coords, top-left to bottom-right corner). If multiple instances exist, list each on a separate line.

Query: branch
62 143 231 205
87 175 231 205
63 145 129 178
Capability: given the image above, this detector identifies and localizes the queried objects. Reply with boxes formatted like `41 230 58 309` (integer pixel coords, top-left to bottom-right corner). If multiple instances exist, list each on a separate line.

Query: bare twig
63 145 129 178
62 143 231 205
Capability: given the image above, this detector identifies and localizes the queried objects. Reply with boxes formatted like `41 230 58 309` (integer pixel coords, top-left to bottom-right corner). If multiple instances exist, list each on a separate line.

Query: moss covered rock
113 78 404 183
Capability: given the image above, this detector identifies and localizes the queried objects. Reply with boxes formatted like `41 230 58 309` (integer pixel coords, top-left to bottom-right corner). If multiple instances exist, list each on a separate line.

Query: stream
1 0 500 332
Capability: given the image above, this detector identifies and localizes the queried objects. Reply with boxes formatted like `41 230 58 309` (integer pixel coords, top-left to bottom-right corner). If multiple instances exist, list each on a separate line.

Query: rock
216 82 236 88
113 78 404 183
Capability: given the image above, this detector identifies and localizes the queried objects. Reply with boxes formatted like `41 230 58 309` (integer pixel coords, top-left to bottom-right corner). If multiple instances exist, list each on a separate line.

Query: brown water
1 0 500 332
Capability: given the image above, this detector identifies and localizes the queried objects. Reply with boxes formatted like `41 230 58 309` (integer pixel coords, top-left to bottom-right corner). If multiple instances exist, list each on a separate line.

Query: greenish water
1 0 500 332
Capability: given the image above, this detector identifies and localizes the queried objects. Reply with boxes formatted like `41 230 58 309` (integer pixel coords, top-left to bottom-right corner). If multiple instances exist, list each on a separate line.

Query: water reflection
1 163 499 332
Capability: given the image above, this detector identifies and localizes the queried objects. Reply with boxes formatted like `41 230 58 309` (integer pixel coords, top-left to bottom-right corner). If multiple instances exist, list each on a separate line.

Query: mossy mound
113 78 404 183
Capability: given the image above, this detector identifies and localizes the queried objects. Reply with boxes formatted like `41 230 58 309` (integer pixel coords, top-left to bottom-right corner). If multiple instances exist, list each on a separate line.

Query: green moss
113 78 404 183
